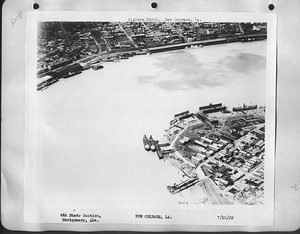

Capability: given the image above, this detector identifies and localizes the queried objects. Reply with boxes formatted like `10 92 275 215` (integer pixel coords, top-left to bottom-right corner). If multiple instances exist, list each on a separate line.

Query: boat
167 177 200 194
37 77 59 91
136 50 147 55
119 54 129 59
62 70 82 79
92 63 104 70
103 57 120 62
185 44 203 50
37 85 49 91
143 135 150 151
149 135 158 152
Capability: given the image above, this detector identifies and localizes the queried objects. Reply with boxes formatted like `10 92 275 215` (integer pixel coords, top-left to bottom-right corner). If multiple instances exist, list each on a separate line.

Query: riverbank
37 34 266 90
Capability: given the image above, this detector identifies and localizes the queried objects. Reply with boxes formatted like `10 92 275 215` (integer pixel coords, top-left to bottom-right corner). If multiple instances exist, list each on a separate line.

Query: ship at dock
62 70 82 79
103 57 120 62
185 44 203 50
37 76 59 91
148 135 158 152
143 134 166 159
143 134 151 151
91 63 104 70
167 177 200 194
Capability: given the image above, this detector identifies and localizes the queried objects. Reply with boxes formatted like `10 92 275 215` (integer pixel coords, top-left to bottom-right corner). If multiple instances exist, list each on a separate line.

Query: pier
148 34 266 54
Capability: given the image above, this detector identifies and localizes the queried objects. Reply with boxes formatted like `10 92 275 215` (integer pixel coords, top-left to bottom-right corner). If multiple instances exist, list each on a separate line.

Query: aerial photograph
35 21 267 207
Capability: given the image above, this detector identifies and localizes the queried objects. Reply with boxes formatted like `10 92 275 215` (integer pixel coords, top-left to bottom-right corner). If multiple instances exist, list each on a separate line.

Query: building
178 113 194 121
179 137 190 145
209 144 219 151
199 103 222 110
201 137 213 144
47 59 72 70
194 140 208 148
233 104 258 112
203 106 227 114
174 110 189 119
198 103 227 114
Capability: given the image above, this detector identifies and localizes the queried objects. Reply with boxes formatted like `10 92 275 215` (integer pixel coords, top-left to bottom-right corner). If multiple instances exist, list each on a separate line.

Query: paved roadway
199 178 232 204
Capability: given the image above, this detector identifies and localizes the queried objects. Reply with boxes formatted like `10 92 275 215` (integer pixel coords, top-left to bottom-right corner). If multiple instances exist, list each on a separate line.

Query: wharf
148 34 266 53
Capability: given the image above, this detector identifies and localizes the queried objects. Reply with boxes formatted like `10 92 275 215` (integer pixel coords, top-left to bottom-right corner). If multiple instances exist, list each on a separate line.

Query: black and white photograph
23 11 276 226
4 0 300 232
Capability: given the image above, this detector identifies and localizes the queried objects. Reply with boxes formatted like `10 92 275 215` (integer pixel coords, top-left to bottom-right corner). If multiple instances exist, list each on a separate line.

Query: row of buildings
153 102 265 204
37 21 267 79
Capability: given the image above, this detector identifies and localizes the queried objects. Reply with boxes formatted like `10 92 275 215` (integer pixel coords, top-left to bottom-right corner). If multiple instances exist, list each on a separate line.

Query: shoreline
147 104 265 204
37 34 267 90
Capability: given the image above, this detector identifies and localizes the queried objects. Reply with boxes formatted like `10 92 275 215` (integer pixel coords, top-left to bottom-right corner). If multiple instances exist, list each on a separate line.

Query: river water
35 41 266 209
